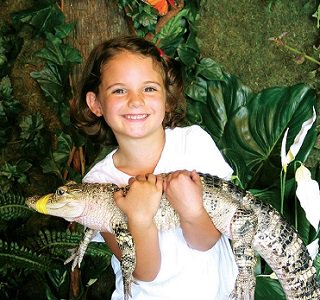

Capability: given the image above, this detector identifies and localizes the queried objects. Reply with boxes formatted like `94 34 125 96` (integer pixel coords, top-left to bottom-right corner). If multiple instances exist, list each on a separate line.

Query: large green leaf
185 76 208 104
255 276 286 300
200 74 250 144
156 8 188 56
11 0 64 36
195 73 317 188
30 63 66 105
36 33 82 67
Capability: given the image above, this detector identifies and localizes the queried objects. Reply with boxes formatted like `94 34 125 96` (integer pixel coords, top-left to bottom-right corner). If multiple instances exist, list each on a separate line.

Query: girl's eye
144 86 157 92
112 88 125 94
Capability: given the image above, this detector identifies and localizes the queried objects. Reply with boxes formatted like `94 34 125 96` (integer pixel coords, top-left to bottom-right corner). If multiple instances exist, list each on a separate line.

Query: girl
71 35 238 300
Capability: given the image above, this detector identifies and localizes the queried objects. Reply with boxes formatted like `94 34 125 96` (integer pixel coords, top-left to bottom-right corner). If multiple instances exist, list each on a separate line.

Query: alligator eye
55 188 65 196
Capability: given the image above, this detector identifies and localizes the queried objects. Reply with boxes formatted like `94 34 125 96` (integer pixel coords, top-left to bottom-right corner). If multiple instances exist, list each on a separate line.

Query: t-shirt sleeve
185 125 233 179
82 163 106 183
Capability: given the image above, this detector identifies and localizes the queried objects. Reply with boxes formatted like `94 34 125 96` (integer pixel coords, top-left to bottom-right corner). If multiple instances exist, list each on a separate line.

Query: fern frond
24 229 83 258
87 242 112 258
0 193 33 221
0 239 57 271
25 230 112 259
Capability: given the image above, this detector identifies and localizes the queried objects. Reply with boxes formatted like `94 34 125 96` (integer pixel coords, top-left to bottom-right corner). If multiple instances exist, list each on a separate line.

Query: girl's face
86 51 167 141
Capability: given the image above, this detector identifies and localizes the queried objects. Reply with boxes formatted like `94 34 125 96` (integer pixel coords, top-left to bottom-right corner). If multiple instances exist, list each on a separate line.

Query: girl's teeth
126 114 147 120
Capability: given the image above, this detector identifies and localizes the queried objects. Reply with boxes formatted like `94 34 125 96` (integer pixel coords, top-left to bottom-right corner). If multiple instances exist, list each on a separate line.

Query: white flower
281 107 316 172
295 164 320 231
307 238 319 260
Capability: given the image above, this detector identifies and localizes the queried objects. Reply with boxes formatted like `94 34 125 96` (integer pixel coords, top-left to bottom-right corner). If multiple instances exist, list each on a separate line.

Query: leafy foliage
19 113 51 158
30 28 82 126
0 160 32 193
11 0 65 36
0 193 112 299
0 0 318 299
0 192 33 221
1 1 110 298
118 0 158 37
0 76 22 148
0 240 57 271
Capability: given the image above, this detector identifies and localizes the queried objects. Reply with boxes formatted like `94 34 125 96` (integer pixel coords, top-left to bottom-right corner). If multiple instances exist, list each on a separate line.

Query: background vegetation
0 0 319 299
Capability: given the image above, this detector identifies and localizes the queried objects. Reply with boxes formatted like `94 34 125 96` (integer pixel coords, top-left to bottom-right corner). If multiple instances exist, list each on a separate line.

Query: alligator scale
26 173 320 300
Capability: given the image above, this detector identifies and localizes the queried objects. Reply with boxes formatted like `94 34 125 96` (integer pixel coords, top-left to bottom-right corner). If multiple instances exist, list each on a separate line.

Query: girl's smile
123 114 150 120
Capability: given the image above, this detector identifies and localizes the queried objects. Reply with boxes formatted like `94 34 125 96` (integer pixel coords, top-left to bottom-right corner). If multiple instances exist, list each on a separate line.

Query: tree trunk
60 2 129 298
62 0 130 91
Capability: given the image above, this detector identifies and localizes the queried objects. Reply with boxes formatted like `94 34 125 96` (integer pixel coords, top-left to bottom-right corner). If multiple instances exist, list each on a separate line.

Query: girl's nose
128 91 145 108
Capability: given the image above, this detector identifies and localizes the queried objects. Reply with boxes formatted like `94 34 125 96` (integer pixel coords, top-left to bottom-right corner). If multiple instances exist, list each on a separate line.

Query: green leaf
196 58 224 81
296 199 312 245
156 9 189 56
177 43 198 66
0 160 32 191
41 155 62 179
250 188 282 213
30 63 66 105
52 132 73 164
11 0 65 36
35 36 65 66
54 23 75 39
0 76 12 98
192 73 250 147
46 269 68 291
185 76 207 103
0 240 57 271
19 113 50 157
255 276 286 300
16 160 33 173
186 100 204 125
60 44 82 65
59 102 71 126
35 35 82 66
19 113 44 140
0 76 22 126
184 31 200 53
133 5 158 28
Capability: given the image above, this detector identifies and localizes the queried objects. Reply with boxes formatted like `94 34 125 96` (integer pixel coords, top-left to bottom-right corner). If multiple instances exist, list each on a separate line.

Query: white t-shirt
83 125 238 300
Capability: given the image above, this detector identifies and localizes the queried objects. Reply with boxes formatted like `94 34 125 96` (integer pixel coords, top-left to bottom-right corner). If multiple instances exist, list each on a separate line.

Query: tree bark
62 0 130 91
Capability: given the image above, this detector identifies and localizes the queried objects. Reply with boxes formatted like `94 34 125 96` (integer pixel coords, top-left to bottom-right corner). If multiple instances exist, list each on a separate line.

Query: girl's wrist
127 215 156 230
179 207 207 224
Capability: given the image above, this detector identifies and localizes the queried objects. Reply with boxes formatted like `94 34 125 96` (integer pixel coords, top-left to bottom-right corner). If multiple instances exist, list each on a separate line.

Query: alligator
26 173 320 300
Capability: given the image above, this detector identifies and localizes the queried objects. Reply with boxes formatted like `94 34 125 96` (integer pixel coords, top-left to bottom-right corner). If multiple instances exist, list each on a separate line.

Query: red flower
143 0 175 16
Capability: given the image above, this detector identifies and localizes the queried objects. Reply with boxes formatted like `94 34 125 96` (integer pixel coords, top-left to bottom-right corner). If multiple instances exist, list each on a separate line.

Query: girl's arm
113 174 163 281
164 170 221 251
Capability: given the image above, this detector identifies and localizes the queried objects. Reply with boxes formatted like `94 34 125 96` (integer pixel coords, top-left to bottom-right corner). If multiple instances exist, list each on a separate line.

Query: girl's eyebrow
104 83 124 91
105 81 162 90
143 80 162 86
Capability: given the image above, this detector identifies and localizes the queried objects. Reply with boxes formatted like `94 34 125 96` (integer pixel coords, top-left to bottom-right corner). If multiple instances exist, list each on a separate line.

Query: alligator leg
230 207 258 300
113 222 136 300
64 228 98 270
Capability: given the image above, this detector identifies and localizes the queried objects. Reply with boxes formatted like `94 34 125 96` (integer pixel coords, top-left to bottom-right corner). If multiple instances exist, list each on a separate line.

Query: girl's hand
163 170 221 250
114 173 163 228
163 169 205 222
113 174 163 281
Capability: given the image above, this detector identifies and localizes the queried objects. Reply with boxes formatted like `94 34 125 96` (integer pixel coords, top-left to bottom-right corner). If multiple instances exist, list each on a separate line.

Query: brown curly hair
70 35 187 145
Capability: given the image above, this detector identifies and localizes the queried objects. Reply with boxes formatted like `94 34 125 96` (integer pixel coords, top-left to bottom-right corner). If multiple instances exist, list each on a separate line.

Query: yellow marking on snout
35 193 53 214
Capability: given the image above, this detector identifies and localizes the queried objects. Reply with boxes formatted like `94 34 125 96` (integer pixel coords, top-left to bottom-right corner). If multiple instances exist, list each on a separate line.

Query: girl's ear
86 92 103 117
